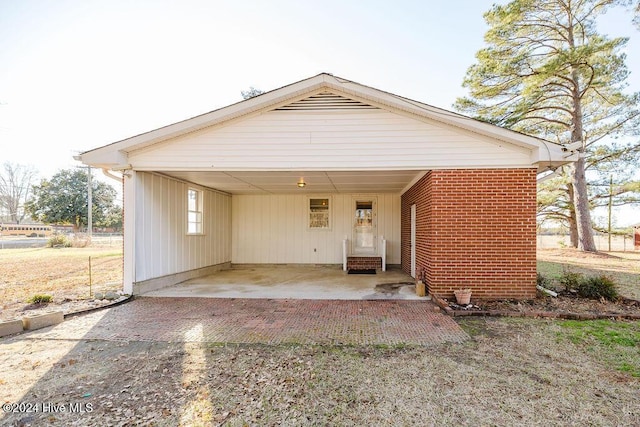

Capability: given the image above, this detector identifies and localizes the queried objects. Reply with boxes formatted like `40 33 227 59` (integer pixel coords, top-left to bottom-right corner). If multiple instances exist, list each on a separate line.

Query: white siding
127 109 532 170
134 172 231 282
232 193 401 264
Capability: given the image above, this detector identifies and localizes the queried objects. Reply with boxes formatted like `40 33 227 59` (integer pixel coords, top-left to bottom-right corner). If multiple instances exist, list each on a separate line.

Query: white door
410 204 416 278
353 198 376 254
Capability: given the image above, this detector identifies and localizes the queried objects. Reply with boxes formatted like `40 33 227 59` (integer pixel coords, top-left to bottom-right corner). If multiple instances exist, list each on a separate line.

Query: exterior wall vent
275 92 378 111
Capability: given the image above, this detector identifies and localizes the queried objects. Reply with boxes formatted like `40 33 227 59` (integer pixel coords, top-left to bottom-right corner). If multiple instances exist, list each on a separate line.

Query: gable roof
79 73 576 171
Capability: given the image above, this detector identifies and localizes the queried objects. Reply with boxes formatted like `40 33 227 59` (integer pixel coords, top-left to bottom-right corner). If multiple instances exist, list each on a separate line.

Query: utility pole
608 175 613 252
88 165 92 238
73 157 93 237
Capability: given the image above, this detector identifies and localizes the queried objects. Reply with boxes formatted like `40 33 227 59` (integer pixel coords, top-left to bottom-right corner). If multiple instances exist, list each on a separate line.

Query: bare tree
0 162 37 223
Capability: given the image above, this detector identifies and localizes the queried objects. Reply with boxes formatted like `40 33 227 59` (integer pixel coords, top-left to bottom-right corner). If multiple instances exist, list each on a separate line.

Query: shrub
27 294 52 304
559 270 583 291
577 275 619 301
46 234 72 248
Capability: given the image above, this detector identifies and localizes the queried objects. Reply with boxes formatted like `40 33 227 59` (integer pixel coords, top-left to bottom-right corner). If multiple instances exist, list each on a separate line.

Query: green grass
557 320 640 377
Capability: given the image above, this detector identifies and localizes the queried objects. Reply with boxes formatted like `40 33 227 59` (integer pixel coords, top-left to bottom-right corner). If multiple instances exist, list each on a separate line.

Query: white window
308 197 330 229
187 188 203 234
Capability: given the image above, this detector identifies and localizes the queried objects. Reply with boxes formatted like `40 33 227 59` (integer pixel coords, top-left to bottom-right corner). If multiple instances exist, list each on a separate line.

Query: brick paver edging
63 295 134 319
431 293 640 320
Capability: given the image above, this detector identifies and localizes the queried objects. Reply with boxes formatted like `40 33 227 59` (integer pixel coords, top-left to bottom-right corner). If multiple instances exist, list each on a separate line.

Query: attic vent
275 92 378 111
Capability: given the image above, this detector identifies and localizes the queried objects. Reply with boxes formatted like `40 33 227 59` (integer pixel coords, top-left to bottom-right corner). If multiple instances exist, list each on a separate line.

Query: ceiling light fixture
297 178 306 188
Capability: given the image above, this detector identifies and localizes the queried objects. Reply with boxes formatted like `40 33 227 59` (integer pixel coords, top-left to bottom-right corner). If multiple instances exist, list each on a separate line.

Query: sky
1 0 638 226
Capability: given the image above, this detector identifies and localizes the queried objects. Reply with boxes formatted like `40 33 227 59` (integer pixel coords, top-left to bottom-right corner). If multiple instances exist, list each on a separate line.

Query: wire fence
88 233 123 247
537 233 636 252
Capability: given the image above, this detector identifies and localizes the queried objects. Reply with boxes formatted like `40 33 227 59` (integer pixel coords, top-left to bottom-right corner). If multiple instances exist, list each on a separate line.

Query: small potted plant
454 289 472 305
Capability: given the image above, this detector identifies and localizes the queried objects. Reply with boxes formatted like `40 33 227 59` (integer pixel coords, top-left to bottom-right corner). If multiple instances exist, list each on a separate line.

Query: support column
123 170 136 295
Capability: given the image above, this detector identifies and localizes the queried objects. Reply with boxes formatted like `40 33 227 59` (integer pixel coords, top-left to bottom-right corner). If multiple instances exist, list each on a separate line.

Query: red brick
401 169 537 300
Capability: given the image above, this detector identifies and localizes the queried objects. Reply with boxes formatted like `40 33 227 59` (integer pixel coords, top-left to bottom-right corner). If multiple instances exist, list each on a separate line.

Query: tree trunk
568 39 596 252
571 157 596 251
566 182 578 247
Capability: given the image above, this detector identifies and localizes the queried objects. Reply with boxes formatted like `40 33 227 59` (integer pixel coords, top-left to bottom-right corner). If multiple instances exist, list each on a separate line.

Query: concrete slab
144 265 430 301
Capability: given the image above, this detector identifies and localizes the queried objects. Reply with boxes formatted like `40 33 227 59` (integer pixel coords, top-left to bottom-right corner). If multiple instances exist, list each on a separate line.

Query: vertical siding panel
146 174 154 278
212 193 217 263
131 175 236 279
221 194 226 262
287 196 294 263
296 196 306 263
231 196 238 262
241 196 248 263
225 194 229 261
221 195 226 264
159 177 167 275
213 193 219 264
172 180 180 273
228 192 401 266
269 196 276 263
204 191 210 264
167 178 173 274
265 196 272 263
277 196 286 263
174 180 181 272
152 175 162 277
220 193 225 263
255 196 262 263
240 196 248 263
378 195 385 260
246 196 253 263
135 174 145 281
382 194 391 263
214 193 218 263
341 195 351 257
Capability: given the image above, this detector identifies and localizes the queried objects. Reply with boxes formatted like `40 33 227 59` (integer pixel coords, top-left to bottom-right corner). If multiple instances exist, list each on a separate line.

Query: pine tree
456 0 640 251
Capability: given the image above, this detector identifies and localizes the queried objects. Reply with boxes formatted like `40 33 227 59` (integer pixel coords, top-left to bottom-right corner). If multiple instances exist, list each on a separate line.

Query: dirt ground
0 246 123 321
0 314 638 426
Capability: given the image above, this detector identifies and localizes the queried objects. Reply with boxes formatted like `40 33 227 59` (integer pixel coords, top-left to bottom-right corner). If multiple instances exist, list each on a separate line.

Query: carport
78 73 571 300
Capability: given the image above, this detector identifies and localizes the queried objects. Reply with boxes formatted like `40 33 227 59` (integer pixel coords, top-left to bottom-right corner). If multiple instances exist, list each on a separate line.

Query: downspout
102 168 123 182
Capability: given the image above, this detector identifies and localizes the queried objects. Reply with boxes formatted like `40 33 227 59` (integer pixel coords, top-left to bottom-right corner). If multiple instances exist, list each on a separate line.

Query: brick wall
401 169 537 300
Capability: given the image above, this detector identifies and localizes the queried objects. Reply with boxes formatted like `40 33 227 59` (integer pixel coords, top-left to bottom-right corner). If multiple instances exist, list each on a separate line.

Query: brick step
347 256 382 270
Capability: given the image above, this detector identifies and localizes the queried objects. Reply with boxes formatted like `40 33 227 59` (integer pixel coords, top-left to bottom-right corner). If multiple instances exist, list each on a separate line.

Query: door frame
352 196 377 255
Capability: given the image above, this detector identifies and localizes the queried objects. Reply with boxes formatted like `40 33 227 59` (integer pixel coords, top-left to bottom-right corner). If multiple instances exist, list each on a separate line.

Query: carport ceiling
162 170 422 195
